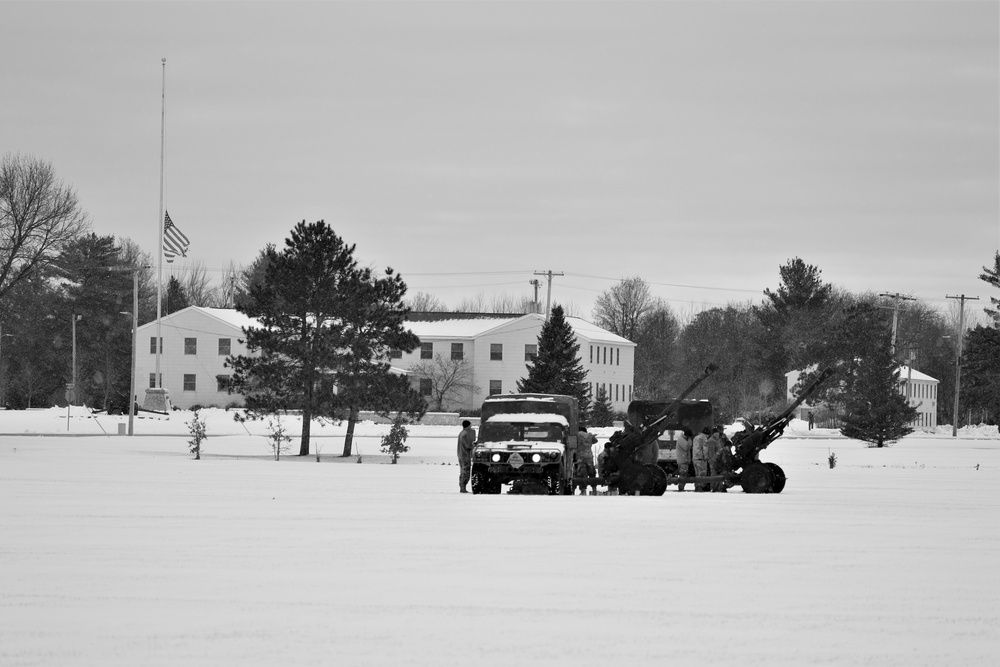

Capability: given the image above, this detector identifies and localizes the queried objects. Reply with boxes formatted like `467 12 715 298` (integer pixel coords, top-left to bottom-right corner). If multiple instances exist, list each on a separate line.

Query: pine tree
589 385 615 427
839 330 918 447
228 220 422 457
164 276 190 314
517 305 591 423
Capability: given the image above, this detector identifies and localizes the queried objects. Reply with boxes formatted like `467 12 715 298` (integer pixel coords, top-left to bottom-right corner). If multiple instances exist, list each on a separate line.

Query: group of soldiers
575 424 737 494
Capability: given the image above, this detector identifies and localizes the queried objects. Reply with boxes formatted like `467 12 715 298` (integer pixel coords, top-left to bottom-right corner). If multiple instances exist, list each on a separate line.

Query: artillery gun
727 366 836 493
599 363 719 496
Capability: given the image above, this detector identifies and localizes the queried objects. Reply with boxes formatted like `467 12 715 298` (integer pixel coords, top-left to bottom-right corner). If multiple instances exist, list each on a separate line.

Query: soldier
692 427 711 491
457 420 476 493
706 426 724 492
675 428 694 492
711 426 734 493
575 427 597 495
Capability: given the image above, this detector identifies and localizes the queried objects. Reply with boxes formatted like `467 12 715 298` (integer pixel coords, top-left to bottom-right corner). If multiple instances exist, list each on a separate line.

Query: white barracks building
134 308 636 413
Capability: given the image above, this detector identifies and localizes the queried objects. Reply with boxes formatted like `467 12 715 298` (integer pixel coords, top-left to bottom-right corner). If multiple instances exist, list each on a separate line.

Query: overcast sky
2 1 997 320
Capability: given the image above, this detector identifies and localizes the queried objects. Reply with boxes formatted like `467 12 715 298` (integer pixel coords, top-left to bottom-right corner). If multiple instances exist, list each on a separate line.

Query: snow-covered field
2 408 998 666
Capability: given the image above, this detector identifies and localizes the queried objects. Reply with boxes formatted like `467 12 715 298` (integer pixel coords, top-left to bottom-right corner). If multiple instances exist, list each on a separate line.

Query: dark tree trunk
299 406 311 456
342 406 358 457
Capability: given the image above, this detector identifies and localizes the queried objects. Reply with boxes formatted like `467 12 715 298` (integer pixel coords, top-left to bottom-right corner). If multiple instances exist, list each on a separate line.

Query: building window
148 373 161 389
603 347 607 364
218 338 231 356
489 380 502 395
524 344 537 361
420 342 433 359
388 348 402 359
616 348 620 366
216 375 231 392
451 343 464 360
149 337 162 354
183 374 196 391
490 343 503 361
589 345 593 363
184 338 197 355
419 378 432 396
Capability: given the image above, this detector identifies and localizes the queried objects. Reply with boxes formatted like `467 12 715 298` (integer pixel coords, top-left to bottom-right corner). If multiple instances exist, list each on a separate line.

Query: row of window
148 373 231 392
904 383 936 400
590 345 620 366
149 337 232 356
911 412 936 428
593 382 632 404
393 342 539 362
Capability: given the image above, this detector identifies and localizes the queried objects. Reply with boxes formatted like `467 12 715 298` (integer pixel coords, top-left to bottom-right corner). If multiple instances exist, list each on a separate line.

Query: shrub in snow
828 451 837 469
380 414 410 464
186 410 207 460
265 416 292 461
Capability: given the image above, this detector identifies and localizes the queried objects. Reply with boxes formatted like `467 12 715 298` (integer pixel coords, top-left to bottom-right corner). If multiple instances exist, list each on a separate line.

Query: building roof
137 306 259 333
404 312 635 346
898 366 939 383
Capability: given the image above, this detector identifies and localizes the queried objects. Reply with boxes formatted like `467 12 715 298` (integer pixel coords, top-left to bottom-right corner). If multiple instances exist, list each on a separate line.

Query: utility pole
533 271 564 320
528 279 542 314
878 292 916 355
946 294 979 438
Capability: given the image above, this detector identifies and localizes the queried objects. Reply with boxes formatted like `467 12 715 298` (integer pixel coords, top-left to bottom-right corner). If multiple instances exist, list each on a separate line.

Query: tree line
590 257 1000 430
2 152 996 441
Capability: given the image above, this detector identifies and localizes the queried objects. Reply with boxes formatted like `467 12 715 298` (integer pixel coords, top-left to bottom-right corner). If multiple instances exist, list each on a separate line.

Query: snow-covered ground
2 408 998 666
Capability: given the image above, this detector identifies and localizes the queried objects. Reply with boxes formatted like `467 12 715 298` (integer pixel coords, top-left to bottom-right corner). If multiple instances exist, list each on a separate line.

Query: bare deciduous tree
0 153 89 305
406 291 448 312
591 276 656 340
408 354 479 411
181 260 217 307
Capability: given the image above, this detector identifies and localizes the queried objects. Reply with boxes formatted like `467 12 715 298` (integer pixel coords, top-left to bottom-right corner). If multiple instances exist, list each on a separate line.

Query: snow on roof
899 366 939 383
136 306 259 333
484 413 569 425
404 316 528 339
404 312 634 345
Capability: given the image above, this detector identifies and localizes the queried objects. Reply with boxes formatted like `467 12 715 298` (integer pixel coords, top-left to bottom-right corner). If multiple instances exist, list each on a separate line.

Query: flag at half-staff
162 210 190 262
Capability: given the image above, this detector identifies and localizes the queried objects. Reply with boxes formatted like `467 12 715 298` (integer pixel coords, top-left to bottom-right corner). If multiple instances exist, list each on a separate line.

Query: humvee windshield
480 421 566 444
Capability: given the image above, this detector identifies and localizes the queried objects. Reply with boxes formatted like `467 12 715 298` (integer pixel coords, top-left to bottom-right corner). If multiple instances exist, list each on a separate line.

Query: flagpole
156 57 165 390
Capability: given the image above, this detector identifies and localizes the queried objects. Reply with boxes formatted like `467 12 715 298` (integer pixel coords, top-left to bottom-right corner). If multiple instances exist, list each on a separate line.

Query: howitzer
730 366 836 493
603 363 718 495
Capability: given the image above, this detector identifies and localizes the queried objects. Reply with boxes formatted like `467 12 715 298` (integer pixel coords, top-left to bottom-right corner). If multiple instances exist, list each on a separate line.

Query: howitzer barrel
610 363 718 460
733 366 835 465
775 367 836 423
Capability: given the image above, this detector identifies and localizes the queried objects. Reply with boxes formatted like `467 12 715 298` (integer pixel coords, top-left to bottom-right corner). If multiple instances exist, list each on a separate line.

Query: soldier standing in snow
675 428 694 492
575 427 598 495
692 427 711 491
457 420 476 493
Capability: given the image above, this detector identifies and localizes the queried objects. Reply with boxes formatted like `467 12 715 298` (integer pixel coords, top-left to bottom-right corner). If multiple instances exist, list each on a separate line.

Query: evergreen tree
589 385 615 427
839 329 917 447
962 326 1000 422
229 221 361 456
228 220 421 457
979 251 999 325
164 276 190 315
517 305 591 423
333 264 424 457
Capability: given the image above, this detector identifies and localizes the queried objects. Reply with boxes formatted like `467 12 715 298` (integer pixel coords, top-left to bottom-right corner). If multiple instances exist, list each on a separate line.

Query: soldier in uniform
692 427 711 491
457 420 476 493
675 428 694 492
574 427 597 495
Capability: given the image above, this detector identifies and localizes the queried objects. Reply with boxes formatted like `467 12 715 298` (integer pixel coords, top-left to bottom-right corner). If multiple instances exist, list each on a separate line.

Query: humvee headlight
531 453 542 463
491 453 501 463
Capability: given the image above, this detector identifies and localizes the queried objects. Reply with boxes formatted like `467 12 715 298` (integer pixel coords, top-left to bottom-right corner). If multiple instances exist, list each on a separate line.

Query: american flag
162 210 190 263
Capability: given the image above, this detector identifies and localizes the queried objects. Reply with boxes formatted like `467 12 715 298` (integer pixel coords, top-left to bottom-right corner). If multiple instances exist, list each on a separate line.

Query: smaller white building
135 307 256 410
785 366 939 429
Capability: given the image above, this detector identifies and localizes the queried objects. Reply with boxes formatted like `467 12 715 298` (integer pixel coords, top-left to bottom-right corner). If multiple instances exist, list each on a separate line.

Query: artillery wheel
741 462 774 494
617 462 656 496
766 462 787 493
646 464 668 496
